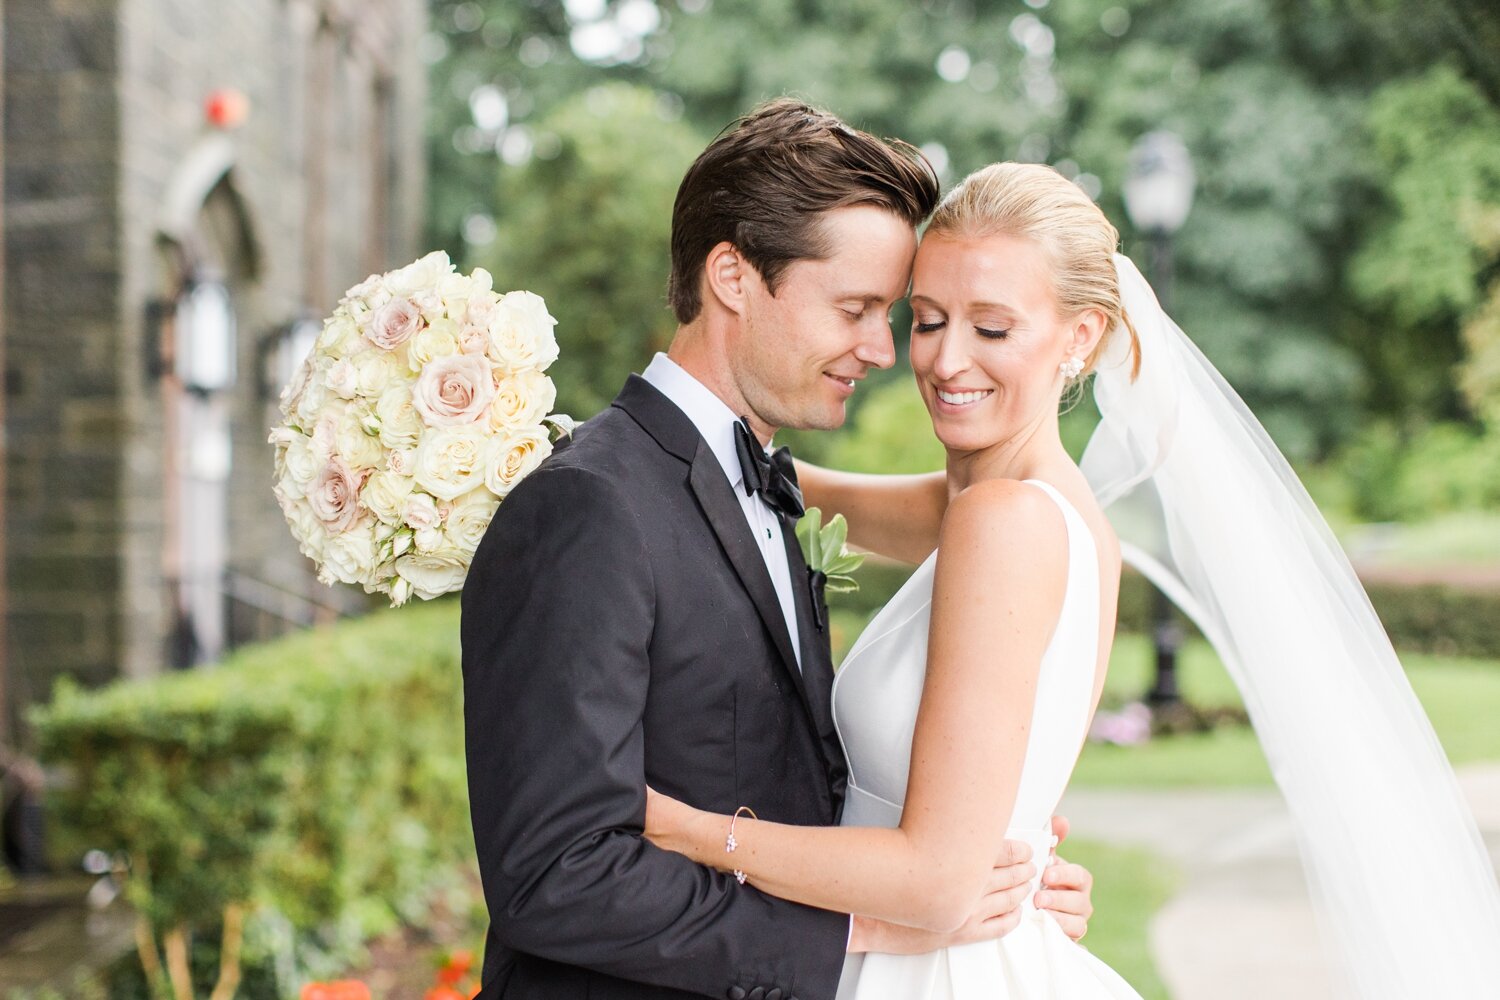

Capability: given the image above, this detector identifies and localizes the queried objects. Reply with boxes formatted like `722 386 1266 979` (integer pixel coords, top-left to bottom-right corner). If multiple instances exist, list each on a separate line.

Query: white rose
413 354 497 427
335 408 385 472
414 425 488 500
485 426 553 498
394 551 469 600
466 289 501 331
488 370 557 433
277 486 328 555
376 385 424 451
488 291 560 373
458 323 489 355
402 491 441 531
354 349 404 399
294 376 331 428
414 524 445 553
387 447 418 476
411 288 445 324
384 251 452 297
361 471 415 525
307 458 367 533
445 488 501 554
317 314 363 359
321 529 377 587
282 433 320 491
366 297 424 351
310 405 346 461
326 358 359 400
407 319 460 371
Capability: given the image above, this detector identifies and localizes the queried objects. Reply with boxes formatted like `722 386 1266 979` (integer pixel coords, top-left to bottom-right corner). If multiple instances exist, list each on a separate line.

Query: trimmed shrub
30 600 470 999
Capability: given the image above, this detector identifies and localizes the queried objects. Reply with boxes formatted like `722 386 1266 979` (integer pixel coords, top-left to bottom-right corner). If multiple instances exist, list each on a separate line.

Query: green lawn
1061 839 1178 1000
1075 633 1500 788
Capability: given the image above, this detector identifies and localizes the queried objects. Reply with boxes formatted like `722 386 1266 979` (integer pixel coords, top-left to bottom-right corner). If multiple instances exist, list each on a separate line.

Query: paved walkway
1058 764 1500 999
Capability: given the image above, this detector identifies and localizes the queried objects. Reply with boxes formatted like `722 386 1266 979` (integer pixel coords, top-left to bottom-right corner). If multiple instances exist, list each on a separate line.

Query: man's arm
461 462 848 999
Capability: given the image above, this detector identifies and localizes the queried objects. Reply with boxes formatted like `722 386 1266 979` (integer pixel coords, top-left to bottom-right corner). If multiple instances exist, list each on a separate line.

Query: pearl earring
1060 356 1085 380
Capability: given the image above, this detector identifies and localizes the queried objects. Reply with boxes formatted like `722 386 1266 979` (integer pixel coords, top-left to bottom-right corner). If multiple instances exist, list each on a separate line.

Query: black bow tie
734 418 804 521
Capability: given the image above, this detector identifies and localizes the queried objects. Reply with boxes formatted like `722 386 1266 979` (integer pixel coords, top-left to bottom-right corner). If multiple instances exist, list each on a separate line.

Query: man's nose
853 316 896 370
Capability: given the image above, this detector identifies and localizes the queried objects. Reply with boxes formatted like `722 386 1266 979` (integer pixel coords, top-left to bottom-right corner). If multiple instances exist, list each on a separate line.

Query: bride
643 162 1500 997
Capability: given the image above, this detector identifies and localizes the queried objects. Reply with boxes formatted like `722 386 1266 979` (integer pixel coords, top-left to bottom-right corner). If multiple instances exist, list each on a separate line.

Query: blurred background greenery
429 0 1500 543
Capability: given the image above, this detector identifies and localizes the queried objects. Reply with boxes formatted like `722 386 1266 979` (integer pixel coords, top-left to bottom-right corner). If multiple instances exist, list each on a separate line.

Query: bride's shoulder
938 479 1069 566
932 479 1070 610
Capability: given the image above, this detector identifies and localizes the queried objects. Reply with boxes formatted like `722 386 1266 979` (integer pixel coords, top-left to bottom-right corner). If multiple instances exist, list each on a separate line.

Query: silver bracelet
726 806 757 885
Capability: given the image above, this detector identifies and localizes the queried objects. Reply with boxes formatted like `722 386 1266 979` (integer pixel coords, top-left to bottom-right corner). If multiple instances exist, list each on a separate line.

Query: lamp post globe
1123 130 1195 713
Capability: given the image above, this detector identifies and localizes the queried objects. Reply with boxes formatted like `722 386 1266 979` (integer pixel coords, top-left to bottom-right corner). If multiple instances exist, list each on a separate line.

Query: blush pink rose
412 354 497 427
366 297 424 351
307 459 367 533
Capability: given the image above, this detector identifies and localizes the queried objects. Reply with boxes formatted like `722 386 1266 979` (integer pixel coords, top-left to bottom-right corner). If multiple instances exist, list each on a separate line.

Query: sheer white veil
1080 253 1500 996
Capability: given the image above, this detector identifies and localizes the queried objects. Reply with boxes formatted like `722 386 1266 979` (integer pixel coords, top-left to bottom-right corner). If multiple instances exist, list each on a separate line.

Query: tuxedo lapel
689 451 812 710
613 375 815 718
782 521 845 794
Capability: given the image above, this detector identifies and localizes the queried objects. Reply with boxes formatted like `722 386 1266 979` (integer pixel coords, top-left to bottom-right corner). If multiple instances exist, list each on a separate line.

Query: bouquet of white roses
269 251 573 606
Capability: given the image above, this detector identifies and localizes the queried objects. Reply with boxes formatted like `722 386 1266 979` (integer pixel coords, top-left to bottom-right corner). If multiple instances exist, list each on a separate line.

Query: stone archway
156 139 259 668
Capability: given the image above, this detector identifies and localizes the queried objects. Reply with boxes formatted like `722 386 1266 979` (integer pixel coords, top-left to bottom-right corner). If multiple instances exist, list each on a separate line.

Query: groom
462 100 1095 1000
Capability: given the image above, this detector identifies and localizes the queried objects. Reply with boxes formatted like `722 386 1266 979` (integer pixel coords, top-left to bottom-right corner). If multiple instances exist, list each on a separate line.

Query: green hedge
832 561 1500 661
30 600 471 996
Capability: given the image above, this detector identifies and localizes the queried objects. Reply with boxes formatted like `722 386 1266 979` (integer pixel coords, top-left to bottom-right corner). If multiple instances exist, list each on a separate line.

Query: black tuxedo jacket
461 375 851 1000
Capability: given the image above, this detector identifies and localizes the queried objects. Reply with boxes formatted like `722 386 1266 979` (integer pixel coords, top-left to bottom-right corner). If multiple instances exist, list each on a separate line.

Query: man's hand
848 839 1035 954
1035 815 1094 941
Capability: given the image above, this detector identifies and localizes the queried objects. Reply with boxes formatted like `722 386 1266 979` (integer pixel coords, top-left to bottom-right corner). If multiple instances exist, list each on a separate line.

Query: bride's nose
930 329 972 382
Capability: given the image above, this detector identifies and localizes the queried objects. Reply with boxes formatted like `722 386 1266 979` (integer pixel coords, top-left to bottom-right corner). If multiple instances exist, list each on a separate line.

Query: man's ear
704 241 752 316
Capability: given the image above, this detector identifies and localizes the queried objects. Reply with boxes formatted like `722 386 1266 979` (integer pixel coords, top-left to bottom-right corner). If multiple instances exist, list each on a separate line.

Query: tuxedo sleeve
461 462 849 1000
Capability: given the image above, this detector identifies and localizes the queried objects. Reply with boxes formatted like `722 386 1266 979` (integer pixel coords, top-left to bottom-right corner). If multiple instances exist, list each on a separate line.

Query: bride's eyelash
914 320 944 333
977 327 1009 339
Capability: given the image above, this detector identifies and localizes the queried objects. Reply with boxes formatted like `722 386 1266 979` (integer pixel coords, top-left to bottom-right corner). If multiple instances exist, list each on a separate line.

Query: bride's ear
1068 307 1109 361
704 241 751 317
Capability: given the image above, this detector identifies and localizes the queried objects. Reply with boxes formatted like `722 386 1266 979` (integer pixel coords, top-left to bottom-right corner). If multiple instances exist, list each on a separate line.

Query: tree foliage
426 0 1500 470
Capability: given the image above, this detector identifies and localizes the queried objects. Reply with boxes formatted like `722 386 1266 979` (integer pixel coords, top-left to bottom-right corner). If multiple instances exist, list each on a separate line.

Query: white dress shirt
642 353 803 670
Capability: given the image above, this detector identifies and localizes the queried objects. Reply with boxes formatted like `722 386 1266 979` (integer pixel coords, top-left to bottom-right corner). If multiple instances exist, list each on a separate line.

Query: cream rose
408 319 461 371
361 471 415 525
354 349 405 399
488 370 557 433
488 291 560 373
326 358 360 400
317 314 363 359
413 354 497 428
394 551 469 601
366 297 423 351
402 491 441 532
458 323 489 355
445 488 501 553
387 447 417 476
335 409 385 472
376 385 424 451
281 433 320 492
384 250 451 297
486 426 553 498
414 426 488 501
321 530 377 586
307 459 366 533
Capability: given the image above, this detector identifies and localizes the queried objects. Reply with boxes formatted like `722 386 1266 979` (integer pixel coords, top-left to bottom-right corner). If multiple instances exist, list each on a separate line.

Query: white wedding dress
831 479 1141 999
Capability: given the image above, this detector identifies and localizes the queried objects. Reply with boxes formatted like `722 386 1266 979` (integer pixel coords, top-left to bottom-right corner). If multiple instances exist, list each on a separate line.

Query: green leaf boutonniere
796 507 865 594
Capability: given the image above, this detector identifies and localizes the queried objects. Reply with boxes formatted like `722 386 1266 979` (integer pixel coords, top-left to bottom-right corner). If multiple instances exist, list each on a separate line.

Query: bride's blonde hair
926 162 1141 380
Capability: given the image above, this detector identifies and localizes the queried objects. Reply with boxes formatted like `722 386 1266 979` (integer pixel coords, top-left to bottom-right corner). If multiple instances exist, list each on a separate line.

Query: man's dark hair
666 98 940 324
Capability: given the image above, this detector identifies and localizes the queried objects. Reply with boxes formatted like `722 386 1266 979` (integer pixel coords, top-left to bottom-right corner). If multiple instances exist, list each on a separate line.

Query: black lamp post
1122 131 1195 709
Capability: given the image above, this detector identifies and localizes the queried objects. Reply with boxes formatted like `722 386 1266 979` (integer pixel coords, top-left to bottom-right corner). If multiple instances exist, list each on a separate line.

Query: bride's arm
646 480 1067 932
794 461 948 565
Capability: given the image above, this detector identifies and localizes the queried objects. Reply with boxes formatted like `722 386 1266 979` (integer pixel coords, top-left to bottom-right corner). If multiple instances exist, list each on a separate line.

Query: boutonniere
796 507 865 593
797 508 865 633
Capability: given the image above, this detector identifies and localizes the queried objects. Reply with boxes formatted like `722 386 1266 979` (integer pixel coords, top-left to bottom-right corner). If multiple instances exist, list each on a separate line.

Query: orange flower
301 982 370 1000
423 988 467 1000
